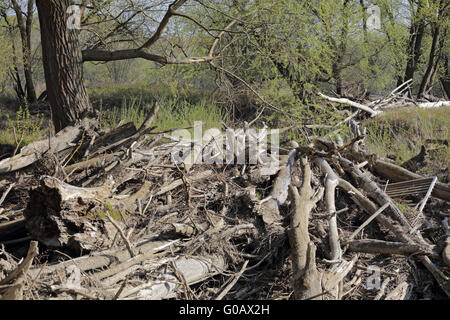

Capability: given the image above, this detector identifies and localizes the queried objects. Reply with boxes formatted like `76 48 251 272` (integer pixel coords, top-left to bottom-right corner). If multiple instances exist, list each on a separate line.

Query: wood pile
0 102 449 300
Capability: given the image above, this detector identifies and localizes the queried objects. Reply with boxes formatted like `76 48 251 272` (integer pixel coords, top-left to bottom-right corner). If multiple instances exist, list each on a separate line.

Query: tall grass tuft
98 95 227 133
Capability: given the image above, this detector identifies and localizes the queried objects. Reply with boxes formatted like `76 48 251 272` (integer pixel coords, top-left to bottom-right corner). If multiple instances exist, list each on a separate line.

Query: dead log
321 255 358 293
349 149 450 202
318 92 382 116
28 239 173 280
258 149 296 225
120 255 226 300
338 156 412 228
373 160 450 202
88 122 136 154
315 158 342 261
23 176 120 251
154 170 214 197
89 102 159 158
346 239 426 255
0 120 93 174
384 281 413 300
288 157 324 300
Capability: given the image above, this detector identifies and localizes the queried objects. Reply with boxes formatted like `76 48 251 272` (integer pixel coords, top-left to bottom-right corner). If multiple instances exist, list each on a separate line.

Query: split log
89 102 159 158
0 122 90 174
87 122 136 155
154 170 214 197
120 255 226 300
23 176 120 251
321 255 358 293
258 149 296 225
288 157 324 300
93 241 178 282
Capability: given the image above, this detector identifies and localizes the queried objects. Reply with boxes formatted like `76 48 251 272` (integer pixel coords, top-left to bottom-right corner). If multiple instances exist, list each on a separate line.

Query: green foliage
83 202 124 220
0 36 13 93
0 104 43 150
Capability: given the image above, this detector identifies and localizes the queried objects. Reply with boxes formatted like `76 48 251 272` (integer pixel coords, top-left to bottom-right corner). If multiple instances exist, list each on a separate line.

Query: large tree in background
36 0 92 132
35 0 223 132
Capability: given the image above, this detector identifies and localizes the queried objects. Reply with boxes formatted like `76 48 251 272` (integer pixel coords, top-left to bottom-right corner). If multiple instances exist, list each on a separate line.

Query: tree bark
36 0 93 132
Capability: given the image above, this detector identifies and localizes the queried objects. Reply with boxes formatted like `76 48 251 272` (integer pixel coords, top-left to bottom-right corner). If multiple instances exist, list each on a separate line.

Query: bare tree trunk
333 0 350 96
418 0 445 99
418 24 441 99
441 55 450 99
36 0 93 132
11 0 37 103
398 0 426 90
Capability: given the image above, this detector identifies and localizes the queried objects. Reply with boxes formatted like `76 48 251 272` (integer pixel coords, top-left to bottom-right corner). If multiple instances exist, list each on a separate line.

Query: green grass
90 83 227 134
0 104 44 151
88 82 208 108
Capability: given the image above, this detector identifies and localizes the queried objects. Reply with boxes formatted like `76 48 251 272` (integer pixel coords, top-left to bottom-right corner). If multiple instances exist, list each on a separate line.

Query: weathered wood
0 241 38 300
322 255 358 292
23 176 118 251
0 121 96 174
384 281 413 300
315 158 342 261
28 239 173 280
259 149 296 224
121 255 226 300
89 102 159 158
318 92 382 116
288 157 324 300
349 149 450 202
89 122 136 153
339 156 411 228
347 239 426 255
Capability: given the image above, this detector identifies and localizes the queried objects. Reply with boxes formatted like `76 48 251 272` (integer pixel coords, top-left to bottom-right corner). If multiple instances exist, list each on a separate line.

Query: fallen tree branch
121 255 226 300
258 149 296 224
315 158 342 261
0 241 38 300
288 157 324 300
346 239 426 255
318 92 382 117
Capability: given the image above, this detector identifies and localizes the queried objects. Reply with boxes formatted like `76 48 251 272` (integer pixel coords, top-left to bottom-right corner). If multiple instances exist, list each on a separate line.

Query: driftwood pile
0 102 449 300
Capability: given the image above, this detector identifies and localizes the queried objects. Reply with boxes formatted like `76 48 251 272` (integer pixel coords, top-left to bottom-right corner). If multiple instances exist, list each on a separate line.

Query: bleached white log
121 255 226 300
318 92 382 117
